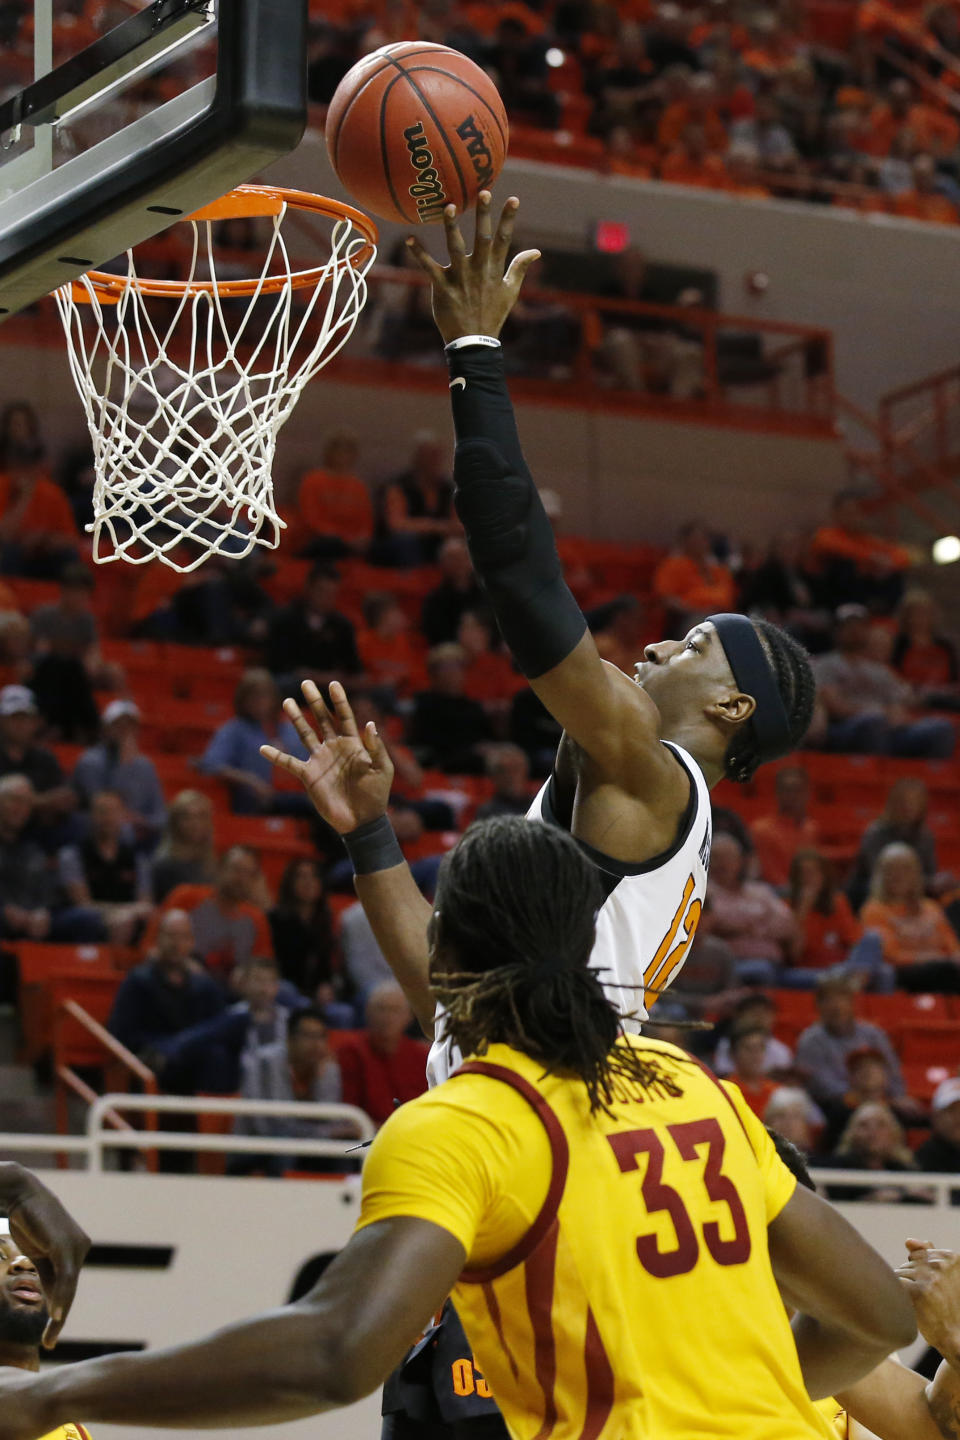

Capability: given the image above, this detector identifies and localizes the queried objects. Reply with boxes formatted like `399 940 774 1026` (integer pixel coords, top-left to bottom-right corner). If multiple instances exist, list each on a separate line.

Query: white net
54 194 377 572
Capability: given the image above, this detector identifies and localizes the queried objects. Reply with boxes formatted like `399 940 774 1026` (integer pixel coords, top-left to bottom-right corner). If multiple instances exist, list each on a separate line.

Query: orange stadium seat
15 943 119 1063
50 970 123 1069
862 992 949 1026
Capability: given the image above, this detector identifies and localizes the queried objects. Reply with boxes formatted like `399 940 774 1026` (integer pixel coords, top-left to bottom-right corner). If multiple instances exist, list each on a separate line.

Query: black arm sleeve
447 344 586 679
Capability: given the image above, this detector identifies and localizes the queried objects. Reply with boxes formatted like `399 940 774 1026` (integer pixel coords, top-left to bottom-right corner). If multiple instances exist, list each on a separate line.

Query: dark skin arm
261 682 436 1035
407 196 696 858
767 1181 916 1399
898 1243 960 1440
0 1217 465 1437
0 1163 90 1347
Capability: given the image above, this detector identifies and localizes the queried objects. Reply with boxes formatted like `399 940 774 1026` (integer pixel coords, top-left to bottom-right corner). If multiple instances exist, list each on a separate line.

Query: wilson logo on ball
456 115 494 188
403 121 447 220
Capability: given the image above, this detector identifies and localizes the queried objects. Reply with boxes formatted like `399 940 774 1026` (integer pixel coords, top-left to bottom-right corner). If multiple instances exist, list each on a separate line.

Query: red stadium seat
15 942 119 1063
902 1063 953 1103
895 1022 960 1066
862 992 949 1025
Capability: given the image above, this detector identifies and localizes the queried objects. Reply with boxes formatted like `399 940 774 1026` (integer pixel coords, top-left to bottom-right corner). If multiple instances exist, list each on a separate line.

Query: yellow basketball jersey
813 1398 848 1439
360 1036 836 1440
40 1426 92 1440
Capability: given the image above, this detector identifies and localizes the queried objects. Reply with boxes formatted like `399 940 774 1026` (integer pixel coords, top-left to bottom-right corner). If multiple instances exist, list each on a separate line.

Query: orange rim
68 184 378 303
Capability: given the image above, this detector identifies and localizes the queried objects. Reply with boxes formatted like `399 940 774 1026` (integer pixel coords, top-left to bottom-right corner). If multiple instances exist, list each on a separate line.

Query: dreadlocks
431 816 680 1113
724 618 816 784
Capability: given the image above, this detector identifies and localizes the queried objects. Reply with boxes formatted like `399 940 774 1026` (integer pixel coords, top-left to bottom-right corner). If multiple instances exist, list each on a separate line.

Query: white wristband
444 335 502 352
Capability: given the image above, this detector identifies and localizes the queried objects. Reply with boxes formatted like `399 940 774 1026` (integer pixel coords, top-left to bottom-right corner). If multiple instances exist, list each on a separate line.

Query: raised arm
407 195 679 796
0 1164 90 1348
261 682 435 1035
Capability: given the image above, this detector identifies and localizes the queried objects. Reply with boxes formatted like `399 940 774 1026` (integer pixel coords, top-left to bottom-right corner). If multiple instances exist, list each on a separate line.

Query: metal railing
0 1094 376 1173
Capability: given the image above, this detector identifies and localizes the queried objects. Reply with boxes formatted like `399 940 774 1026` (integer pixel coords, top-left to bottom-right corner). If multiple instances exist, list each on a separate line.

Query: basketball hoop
54 184 378 572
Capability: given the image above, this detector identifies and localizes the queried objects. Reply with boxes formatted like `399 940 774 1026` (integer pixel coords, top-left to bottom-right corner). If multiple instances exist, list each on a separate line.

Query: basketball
325 42 508 225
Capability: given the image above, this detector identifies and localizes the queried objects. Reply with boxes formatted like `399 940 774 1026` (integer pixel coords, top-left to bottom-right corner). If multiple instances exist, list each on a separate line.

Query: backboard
0 0 309 318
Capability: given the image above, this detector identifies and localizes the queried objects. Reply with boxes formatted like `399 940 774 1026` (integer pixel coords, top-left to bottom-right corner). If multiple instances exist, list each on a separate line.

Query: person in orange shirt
750 766 821 887
293 429 374 560
657 72 728 152
727 1025 780 1118
861 842 960 994
811 488 912 611
457 608 524 704
858 77 914 158
660 123 729 188
0 403 79 578
892 588 960 700
783 848 894 992
140 845 274 984
723 140 772 198
894 153 960 224
356 592 426 698
652 520 736 634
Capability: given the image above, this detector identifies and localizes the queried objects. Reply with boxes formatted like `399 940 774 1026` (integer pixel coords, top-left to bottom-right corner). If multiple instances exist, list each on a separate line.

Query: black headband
707 613 793 762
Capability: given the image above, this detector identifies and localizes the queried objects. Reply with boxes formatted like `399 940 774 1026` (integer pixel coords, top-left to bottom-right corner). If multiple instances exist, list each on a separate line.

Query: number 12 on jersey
608 1118 751 1278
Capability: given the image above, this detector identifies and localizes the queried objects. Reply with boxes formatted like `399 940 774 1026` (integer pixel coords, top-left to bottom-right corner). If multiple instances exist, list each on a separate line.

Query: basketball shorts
381 1300 509 1438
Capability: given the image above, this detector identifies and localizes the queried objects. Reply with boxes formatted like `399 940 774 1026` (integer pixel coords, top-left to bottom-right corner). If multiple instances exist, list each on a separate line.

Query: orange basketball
325 42 508 225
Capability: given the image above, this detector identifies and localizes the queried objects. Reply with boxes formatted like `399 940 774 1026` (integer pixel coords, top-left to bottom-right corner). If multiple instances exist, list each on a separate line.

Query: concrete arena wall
32 1168 944 1440
0 344 845 547
266 129 960 414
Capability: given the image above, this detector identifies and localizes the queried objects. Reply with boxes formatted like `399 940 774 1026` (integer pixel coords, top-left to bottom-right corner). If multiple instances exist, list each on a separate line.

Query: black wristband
342 814 404 875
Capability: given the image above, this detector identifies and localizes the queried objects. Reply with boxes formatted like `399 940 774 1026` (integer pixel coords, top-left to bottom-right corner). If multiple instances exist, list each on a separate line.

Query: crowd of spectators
8 2 960 229
0 393 958 1187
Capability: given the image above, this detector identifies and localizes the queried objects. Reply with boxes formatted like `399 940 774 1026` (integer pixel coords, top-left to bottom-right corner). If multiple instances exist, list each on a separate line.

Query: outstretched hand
406 191 540 345
897 1240 960 1362
260 680 394 836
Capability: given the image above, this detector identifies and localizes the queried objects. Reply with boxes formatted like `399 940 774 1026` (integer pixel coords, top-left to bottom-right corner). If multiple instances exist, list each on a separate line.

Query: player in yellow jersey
0 1222 90 1440
0 817 920 1440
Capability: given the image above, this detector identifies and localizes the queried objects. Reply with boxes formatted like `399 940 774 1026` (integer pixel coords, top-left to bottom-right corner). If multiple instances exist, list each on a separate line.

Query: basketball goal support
0 0 309 319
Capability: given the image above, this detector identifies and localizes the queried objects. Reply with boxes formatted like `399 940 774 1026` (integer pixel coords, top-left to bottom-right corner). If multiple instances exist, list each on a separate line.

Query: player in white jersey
263 194 815 1438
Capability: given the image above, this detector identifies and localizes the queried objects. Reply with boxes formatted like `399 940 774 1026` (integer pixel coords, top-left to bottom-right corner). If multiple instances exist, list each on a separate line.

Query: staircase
835 368 960 540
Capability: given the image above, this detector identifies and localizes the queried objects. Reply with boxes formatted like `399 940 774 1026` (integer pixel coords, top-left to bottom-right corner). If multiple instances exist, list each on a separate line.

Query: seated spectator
763 1086 820 1155
150 789 216 902
200 668 310 817
749 766 820 887
357 593 425 698
339 900 396 1002
814 605 954 758
816 1102 925 1204
141 845 274 985
0 773 103 943
28 564 102 741
860 843 960 993
652 521 736 636
73 699 166 847
820 1043 924 1151
893 154 959 224
588 595 647 674
265 565 361 691
509 686 563 776
268 857 342 1009
368 236 442 364
420 538 485 646
231 1006 353 1176
713 992 793 1077
457 609 523 705
476 744 532 819
167 556 273 649
847 776 938 911
374 431 454 567
0 685 75 840
0 612 32 688
794 970 906 1109
484 15 559 131
786 849 893 992
729 92 797 166
810 490 911 612
346 692 453 834
58 790 152 946
658 69 728 151
107 908 225 1084
0 402 79 578
167 956 304 1095
293 430 373 560
892 588 960 708
660 123 728 188
337 983 429 1125
913 1076 960 1174
407 644 494 774
726 1027 780 1118
597 248 704 399
706 832 795 985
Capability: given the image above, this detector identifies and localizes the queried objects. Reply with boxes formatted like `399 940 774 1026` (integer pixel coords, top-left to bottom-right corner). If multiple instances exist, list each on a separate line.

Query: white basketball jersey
426 740 712 1087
